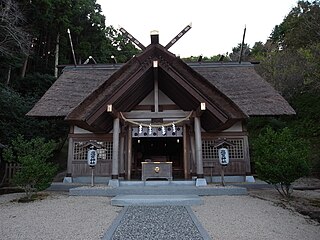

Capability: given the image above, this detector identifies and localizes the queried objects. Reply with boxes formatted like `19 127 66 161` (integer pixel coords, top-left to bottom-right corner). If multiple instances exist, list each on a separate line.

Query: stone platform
69 180 247 197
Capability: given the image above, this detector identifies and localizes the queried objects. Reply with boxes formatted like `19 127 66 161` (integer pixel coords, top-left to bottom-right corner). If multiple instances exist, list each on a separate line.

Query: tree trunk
6 66 11 85
54 33 60 78
21 56 28 78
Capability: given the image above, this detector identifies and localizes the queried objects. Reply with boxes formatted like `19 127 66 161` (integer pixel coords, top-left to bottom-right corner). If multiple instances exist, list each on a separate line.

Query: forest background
0 0 319 176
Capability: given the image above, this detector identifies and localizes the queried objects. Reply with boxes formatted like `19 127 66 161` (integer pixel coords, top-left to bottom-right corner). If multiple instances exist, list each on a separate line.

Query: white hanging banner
87 149 97 166
218 148 229 166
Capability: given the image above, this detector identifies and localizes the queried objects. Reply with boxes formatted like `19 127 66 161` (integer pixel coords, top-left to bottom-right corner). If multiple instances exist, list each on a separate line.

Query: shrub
3 135 58 200
252 127 310 198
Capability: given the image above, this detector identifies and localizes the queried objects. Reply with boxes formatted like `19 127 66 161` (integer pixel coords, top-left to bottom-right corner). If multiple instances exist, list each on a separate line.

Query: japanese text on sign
218 148 229 165
87 149 97 166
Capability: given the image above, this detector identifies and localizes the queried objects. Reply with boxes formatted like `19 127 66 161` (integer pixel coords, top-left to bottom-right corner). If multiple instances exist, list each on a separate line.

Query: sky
96 0 299 57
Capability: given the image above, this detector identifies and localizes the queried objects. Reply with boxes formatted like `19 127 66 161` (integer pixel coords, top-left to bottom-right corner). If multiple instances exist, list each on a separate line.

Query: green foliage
10 73 56 98
255 44 320 98
105 26 140 63
252 3 320 175
229 43 251 62
248 88 320 177
250 41 268 61
0 84 33 142
270 0 320 50
0 0 140 81
289 90 320 138
182 54 231 62
0 83 68 144
247 117 286 138
3 135 58 199
255 50 303 98
252 127 310 198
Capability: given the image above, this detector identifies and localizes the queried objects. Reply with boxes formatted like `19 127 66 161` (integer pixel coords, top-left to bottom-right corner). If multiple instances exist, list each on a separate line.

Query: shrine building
27 28 295 185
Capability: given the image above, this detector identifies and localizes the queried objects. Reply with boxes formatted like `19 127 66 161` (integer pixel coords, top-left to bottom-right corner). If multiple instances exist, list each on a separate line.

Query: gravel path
0 192 319 240
108 206 204 240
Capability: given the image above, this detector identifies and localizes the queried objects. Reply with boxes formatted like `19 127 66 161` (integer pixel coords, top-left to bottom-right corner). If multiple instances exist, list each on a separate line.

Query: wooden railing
3 163 21 184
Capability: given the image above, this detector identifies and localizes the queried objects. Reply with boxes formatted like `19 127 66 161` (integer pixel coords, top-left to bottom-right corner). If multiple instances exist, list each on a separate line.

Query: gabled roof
191 63 295 116
64 44 248 131
27 44 295 132
27 65 120 117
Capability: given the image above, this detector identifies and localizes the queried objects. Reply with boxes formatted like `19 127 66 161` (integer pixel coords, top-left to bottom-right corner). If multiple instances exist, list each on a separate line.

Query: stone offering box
142 162 173 181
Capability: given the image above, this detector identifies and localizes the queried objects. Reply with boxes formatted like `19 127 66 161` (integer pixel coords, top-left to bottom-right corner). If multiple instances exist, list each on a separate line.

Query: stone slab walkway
102 205 211 240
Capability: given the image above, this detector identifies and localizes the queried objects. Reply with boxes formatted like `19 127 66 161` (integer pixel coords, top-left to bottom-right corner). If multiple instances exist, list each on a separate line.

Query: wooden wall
68 132 113 177
201 131 250 176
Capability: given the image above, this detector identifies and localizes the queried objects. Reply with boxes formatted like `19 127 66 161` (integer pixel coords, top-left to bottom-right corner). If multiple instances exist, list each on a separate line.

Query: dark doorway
132 137 183 179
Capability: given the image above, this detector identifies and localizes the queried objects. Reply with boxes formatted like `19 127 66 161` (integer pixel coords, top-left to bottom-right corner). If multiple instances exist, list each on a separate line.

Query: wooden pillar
112 118 120 179
190 134 196 176
127 125 132 180
243 135 251 174
119 134 125 178
153 60 159 112
183 125 189 179
194 116 204 178
67 126 74 177
67 136 73 177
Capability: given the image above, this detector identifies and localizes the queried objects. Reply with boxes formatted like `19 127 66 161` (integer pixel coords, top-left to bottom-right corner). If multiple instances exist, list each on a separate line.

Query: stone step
119 180 195 187
111 195 203 206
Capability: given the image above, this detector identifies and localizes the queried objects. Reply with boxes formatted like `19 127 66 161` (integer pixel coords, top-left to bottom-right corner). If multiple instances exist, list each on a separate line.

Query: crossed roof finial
119 23 192 51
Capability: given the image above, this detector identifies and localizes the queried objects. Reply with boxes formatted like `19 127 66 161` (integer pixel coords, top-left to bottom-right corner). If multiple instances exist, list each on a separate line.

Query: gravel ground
0 193 120 240
192 195 320 240
0 192 320 240
110 206 203 240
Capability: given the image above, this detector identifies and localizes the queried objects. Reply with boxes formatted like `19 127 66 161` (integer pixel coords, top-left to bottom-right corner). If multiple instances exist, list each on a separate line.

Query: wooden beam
195 103 206 117
164 67 229 123
86 66 152 127
119 27 146 50
122 111 191 119
165 23 192 50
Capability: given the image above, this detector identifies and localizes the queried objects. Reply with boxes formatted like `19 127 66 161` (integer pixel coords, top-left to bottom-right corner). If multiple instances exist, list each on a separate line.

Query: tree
252 127 310 199
0 0 30 57
0 83 68 144
250 41 268 61
229 43 250 62
0 0 31 84
3 135 58 200
105 25 140 63
270 1 320 50
261 1 320 95
15 0 139 75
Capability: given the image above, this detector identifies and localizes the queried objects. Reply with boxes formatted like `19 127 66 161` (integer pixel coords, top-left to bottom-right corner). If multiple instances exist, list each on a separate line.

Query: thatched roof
27 46 295 129
190 62 295 116
27 63 294 119
27 65 120 117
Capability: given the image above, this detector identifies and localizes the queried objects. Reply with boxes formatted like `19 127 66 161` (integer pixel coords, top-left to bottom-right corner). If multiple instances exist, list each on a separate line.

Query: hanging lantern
148 124 152 135
139 124 143 134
